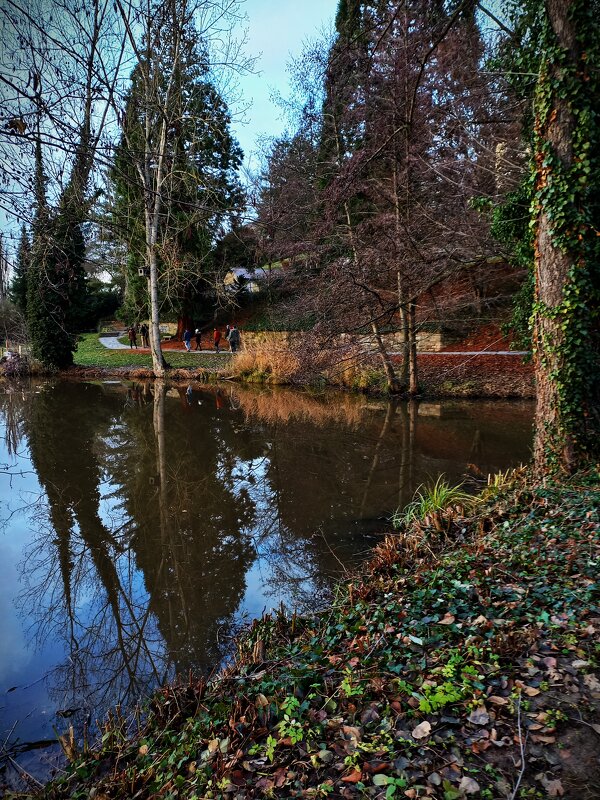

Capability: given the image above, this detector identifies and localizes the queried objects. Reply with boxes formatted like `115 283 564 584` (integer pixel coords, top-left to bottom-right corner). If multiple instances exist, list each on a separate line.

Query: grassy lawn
74 333 230 370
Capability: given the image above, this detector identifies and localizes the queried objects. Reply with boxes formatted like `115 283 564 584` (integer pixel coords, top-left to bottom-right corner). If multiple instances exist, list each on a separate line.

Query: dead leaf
571 659 589 669
439 613 455 625
341 769 362 783
583 674 600 693
411 720 431 739
488 695 509 705
468 707 490 726
255 777 274 792
516 681 540 697
540 775 564 796
459 776 481 794
138 744 149 756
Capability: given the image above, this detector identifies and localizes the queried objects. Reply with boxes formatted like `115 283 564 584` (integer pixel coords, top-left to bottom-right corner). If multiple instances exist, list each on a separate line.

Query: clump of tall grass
227 343 304 384
392 474 476 533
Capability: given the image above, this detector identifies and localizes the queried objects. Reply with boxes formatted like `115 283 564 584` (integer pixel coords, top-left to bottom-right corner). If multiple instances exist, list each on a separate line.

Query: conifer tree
9 225 31 313
111 0 243 365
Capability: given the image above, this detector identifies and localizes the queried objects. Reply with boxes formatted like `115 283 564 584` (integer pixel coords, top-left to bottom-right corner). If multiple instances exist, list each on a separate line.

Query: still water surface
0 379 533 782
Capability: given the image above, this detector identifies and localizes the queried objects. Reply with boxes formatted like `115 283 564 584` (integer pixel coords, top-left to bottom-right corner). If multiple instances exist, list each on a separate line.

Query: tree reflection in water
0 380 533 784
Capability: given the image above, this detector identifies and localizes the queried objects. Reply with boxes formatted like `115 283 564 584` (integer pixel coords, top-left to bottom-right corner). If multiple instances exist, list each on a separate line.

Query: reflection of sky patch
230 455 321 618
0 436 45 687
0 536 29 684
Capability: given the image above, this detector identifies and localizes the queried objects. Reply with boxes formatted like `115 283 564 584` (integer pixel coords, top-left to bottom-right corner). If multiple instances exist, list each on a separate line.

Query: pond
0 379 533 786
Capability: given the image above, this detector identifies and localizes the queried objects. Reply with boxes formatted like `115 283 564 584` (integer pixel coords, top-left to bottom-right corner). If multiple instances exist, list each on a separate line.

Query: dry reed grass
228 336 384 392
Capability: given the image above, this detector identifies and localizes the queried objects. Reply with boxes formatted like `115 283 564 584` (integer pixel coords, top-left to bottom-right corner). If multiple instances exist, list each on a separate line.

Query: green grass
74 333 231 370
392 474 476 530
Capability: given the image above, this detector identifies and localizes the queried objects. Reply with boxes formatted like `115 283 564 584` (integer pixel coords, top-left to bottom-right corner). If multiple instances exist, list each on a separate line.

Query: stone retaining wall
240 329 446 353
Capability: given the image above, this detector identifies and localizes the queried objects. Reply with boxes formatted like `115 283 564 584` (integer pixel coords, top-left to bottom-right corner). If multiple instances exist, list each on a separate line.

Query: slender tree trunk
408 301 418 395
398 280 409 390
371 319 399 392
343 199 398 393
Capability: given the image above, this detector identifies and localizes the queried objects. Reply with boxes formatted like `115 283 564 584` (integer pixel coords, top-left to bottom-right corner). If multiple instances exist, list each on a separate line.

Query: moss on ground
11 471 600 799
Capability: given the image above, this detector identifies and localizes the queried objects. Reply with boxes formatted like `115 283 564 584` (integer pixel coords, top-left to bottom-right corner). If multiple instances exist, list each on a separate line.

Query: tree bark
408 301 419 395
532 0 598 475
371 319 399 392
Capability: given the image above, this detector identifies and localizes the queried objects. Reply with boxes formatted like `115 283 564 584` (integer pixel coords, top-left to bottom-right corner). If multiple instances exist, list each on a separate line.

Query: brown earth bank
54 355 535 399
413 354 534 399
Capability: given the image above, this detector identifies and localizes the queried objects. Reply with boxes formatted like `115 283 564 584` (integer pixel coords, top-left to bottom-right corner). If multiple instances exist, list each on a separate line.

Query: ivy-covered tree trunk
531 0 600 475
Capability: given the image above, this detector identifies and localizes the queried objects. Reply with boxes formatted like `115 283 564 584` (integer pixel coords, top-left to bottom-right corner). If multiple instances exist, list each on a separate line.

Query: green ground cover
19 470 600 799
74 334 230 370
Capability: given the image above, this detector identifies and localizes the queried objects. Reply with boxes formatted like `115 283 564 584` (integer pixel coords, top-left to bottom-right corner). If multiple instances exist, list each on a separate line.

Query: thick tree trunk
532 0 598 475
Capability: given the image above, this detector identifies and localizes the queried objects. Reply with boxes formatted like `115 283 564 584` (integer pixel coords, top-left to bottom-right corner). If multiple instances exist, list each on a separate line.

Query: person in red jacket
213 328 222 352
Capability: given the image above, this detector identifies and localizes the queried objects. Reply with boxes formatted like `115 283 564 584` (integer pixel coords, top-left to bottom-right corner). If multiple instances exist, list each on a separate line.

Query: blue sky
0 0 339 247
231 0 338 169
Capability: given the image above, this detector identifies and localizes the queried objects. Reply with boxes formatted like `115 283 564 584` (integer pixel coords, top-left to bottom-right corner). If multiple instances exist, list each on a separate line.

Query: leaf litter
11 469 600 799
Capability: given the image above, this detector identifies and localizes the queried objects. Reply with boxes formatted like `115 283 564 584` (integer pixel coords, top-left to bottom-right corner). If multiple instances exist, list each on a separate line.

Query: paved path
99 335 130 350
98 335 227 353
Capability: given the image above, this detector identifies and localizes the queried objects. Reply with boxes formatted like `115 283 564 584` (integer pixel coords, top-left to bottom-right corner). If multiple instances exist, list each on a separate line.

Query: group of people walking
128 322 241 352
183 324 241 352
127 323 150 349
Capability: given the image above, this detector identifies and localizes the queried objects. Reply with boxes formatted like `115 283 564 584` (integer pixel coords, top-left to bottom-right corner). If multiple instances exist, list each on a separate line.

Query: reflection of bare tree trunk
360 401 395 517
408 400 416 492
153 381 189 634
470 428 482 460
398 403 409 511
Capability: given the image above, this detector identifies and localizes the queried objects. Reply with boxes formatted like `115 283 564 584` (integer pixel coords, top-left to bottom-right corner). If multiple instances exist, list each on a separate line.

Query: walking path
98 335 227 353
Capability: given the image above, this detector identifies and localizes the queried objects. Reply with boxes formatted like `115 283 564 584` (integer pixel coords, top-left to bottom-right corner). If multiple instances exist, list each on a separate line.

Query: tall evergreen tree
9 225 31 313
111 0 244 336
27 127 91 368
0 234 8 301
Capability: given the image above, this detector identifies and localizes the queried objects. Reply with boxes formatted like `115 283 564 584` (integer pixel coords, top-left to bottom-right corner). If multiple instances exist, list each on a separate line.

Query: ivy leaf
372 773 389 786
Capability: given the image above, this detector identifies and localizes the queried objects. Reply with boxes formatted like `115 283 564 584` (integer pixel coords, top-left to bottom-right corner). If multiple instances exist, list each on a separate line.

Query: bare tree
111 0 250 376
0 0 130 366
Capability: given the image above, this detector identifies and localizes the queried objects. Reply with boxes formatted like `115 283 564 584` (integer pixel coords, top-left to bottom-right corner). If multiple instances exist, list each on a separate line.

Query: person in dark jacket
182 328 192 351
228 325 241 353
